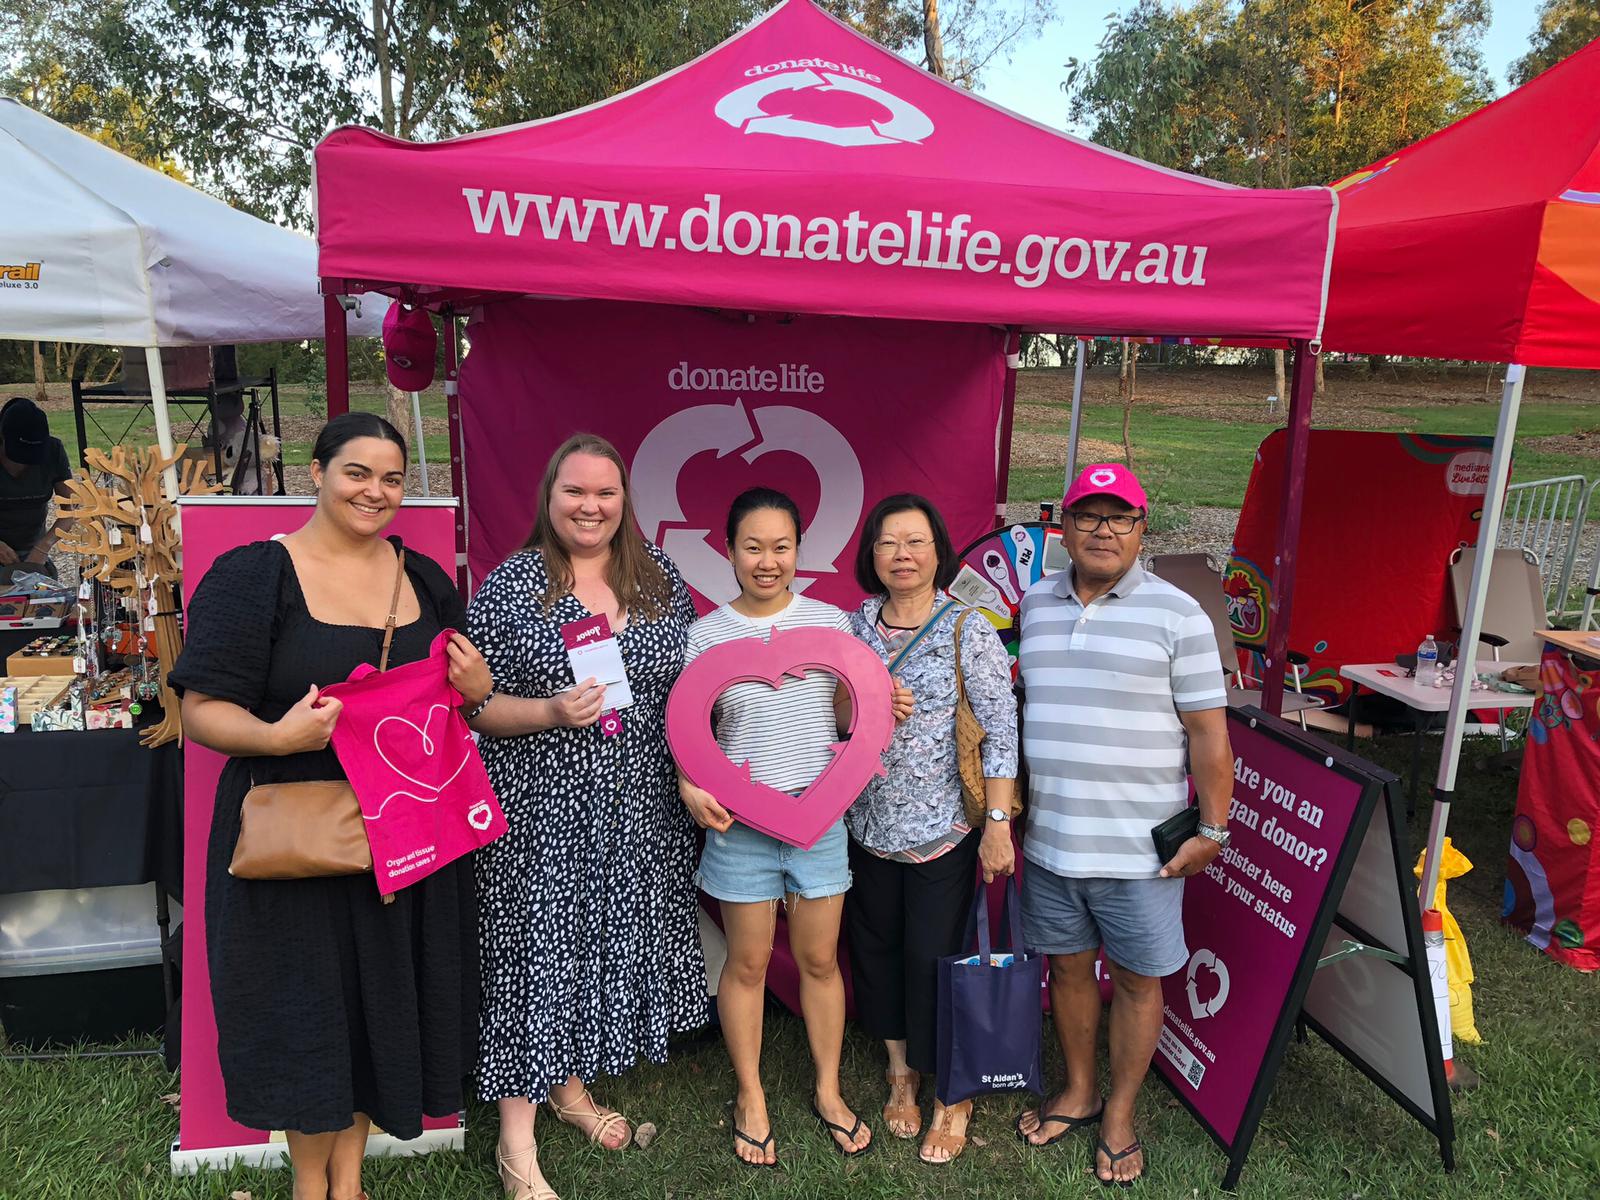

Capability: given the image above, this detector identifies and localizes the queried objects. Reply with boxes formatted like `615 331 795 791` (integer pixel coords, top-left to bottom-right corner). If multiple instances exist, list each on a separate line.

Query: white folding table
1339 661 1539 809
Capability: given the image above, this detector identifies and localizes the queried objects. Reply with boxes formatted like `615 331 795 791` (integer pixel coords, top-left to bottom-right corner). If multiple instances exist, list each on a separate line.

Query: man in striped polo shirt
1013 463 1233 1187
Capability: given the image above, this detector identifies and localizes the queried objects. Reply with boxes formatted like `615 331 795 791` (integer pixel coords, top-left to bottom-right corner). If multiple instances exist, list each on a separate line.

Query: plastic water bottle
1417 635 1440 687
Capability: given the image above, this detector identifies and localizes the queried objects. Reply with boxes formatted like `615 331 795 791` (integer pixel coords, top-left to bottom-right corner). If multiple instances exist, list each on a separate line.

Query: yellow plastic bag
1415 839 1482 1044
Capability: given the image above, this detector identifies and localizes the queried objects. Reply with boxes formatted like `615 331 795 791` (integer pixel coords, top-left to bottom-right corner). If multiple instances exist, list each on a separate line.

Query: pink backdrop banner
459 298 1007 606
175 498 462 1165
316 0 1333 339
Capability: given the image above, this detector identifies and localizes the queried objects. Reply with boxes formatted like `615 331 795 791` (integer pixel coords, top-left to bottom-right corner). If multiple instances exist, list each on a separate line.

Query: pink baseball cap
382 303 436 391
1062 463 1149 512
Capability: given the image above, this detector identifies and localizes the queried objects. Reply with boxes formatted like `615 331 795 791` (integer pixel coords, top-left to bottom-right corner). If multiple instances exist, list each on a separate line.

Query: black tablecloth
0 722 182 898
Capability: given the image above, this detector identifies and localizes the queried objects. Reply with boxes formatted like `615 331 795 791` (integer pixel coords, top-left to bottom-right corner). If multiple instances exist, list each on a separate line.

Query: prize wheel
950 520 1065 679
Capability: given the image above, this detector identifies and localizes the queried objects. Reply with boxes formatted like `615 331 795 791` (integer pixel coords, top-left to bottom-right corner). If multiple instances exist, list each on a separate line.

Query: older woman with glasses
843 493 1019 1165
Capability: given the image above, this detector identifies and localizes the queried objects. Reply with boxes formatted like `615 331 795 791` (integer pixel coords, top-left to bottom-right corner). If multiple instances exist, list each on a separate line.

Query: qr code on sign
1186 1059 1206 1088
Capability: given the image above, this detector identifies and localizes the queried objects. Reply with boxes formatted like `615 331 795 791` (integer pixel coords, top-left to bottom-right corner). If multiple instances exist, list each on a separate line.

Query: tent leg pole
1259 339 1318 716
994 328 1020 529
324 290 350 418
443 315 467 594
1064 336 1088 492
1419 362 1525 903
410 390 430 496
144 347 180 503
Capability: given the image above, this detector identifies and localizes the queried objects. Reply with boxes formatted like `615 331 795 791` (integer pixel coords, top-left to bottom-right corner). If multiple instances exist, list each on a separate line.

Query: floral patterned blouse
845 591 1019 855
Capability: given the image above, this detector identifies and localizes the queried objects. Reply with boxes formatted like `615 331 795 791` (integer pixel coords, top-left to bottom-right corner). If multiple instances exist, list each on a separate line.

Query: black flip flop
1096 1138 1144 1188
732 1123 776 1169
1014 1102 1104 1147
810 1099 874 1158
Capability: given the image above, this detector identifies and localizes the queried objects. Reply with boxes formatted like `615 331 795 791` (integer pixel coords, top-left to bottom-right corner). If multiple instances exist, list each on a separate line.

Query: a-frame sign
1153 706 1453 1190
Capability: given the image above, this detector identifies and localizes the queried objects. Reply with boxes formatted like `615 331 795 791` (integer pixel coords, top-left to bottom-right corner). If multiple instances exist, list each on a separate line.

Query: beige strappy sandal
546 1088 633 1149
920 1098 972 1164
497 1143 559 1200
883 1068 923 1139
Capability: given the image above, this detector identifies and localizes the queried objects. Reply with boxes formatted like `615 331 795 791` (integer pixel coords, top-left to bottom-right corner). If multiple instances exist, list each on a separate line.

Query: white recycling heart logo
714 70 932 148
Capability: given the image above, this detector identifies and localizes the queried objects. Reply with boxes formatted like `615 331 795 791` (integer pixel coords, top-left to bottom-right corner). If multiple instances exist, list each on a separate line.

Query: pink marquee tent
313 0 1339 709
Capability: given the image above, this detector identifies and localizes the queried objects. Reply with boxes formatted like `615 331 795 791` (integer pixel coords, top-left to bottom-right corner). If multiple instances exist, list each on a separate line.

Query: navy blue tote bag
935 874 1045 1104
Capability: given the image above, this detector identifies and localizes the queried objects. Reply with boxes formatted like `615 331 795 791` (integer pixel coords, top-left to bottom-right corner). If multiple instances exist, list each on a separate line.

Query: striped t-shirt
684 593 854 795
1018 560 1226 880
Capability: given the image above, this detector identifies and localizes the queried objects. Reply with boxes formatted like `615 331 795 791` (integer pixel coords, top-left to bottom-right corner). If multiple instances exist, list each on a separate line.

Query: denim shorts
1020 866 1188 978
696 818 851 904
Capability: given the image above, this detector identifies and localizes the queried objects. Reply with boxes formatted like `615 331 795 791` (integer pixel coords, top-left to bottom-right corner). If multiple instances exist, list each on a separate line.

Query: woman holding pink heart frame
844 492 1020 1166
678 487 896 1168
465 434 709 1200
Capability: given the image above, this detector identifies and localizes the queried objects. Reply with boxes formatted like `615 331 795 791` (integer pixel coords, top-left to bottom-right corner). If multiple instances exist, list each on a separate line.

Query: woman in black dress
173 414 492 1200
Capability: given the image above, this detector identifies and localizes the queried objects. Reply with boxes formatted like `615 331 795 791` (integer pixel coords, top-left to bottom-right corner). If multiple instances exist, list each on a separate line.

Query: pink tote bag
322 630 507 895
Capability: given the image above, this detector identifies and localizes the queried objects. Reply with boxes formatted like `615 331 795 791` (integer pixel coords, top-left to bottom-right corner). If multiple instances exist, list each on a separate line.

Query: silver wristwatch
987 807 1011 823
1197 820 1230 849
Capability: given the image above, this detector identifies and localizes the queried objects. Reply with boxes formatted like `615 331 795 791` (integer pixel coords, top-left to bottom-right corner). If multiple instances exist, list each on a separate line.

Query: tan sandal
497 1143 559 1200
920 1099 972 1164
883 1069 922 1139
547 1087 633 1149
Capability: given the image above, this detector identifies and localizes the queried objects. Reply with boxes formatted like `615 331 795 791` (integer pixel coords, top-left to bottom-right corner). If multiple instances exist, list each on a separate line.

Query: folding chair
1447 546 1548 665
1449 546 1550 750
1149 553 1324 729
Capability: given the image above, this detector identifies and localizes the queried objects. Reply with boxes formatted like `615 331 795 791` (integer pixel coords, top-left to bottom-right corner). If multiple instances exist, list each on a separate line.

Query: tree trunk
32 341 47 403
373 0 396 135
1273 349 1287 410
1314 353 1325 397
387 384 414 454
923 0 948 80
1368 353 1385 374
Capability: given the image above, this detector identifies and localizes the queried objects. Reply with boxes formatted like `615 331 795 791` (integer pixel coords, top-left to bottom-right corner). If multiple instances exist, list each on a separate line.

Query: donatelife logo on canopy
715 58 933 148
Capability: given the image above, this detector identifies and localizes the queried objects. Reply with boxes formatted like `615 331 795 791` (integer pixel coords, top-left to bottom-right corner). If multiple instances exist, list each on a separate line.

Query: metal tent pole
323 290 350 418
994 328 1021 528
1258 340 1319 717
143 347 180 503
1419 363 1525 903
1064 337 1089 489
443 315 467 594
409 390 430 496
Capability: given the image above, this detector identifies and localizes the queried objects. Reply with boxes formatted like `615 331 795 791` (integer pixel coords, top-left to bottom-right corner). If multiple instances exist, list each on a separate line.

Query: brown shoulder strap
378 546 406 672
952 608 971 704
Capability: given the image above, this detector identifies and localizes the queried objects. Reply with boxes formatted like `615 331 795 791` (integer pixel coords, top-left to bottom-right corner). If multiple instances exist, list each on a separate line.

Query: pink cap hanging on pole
382 303 437 391
1063 462 1149 512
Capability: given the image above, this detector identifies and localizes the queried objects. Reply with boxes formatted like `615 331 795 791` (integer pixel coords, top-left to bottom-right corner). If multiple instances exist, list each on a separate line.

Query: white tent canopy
0 97 384 495
0 97 382 347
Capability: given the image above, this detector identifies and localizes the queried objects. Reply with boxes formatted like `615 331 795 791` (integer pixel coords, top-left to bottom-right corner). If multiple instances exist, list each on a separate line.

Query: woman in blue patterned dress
844 493 1019 1165
466 434 708 1200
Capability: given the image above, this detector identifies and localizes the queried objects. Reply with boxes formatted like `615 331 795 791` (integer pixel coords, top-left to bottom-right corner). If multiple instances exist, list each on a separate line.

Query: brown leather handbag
952 608 1019 826
228 549 406 880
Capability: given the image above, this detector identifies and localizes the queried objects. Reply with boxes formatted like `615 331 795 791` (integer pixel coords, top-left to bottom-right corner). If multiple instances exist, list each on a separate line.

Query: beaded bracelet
466 687 497 721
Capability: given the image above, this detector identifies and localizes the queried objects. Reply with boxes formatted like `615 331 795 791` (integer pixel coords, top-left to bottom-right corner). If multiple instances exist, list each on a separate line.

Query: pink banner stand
171 497 465 1174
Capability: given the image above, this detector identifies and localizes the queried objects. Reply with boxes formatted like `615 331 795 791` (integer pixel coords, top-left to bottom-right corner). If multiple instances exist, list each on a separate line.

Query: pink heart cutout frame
667 626 895 849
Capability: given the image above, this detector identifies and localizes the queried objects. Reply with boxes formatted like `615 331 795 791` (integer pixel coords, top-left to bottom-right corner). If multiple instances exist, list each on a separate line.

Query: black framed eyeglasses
1069 511 1144 535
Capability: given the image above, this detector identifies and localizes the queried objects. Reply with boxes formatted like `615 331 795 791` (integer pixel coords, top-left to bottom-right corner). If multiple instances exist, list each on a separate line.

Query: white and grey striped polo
1018 560 1226 880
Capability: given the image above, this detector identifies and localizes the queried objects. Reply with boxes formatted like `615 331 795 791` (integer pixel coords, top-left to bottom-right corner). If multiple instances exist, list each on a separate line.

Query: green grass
46 383 1597 513
4 735 1598 1199
1007 401 1600 511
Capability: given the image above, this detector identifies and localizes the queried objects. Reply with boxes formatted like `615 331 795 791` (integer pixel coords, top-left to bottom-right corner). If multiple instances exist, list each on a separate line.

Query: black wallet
1152 807 1200 864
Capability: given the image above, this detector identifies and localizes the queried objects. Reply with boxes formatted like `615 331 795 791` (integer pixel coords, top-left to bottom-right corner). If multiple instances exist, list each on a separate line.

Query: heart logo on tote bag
666 626 895 848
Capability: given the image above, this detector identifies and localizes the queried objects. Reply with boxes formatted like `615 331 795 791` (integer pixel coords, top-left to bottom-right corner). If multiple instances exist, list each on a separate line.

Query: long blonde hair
523 433 671 618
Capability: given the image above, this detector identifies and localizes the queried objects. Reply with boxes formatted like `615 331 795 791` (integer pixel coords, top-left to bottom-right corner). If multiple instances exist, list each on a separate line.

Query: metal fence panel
1498 475 1592 619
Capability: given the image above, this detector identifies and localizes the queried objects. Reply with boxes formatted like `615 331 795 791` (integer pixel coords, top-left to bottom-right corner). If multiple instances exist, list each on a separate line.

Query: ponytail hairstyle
311 412 408 470
724 487 803 547
523 433 671 618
